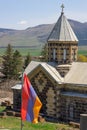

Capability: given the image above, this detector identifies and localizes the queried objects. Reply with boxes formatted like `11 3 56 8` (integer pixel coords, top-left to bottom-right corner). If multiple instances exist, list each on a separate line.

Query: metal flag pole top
21 70 24 130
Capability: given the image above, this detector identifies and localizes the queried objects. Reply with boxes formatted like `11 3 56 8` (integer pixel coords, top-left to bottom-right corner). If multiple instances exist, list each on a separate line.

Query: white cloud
18 20 28 25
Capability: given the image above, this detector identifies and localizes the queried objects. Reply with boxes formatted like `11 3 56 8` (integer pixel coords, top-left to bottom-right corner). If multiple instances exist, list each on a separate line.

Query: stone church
12 5 87 122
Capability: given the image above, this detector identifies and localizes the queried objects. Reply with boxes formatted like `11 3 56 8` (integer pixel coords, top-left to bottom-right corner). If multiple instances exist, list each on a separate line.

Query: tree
2 44 23 80
24 52 31 68
2 44 14 79
40 44 48 62
12 50 23 79
78 55 87 62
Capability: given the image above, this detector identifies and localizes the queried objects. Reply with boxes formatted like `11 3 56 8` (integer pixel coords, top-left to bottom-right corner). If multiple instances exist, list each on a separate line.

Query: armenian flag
21 74 42 123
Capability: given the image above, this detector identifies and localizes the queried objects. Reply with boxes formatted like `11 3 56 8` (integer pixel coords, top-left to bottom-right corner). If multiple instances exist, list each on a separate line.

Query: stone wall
30 70 61 120
13 89 21 111
56 64 71 77
12 72 87 122
60 95 87 122
47 42 78 63
63 84 87 94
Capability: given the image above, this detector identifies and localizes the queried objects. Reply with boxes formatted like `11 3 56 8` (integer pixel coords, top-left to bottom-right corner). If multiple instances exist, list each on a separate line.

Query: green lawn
0 116 78 130
0 106 78 130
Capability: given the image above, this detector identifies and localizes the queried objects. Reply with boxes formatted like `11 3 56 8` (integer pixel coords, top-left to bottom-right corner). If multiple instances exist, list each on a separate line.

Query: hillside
0 19 87 47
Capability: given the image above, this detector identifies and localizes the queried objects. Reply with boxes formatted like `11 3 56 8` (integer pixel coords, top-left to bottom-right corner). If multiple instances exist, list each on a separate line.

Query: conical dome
47 12 78 42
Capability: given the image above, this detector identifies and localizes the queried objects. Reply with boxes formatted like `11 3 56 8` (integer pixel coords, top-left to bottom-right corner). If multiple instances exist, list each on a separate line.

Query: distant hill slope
0 19 87 47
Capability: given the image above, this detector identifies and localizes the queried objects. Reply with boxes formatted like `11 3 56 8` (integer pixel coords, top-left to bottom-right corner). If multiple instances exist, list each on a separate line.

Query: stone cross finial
61 4 64 13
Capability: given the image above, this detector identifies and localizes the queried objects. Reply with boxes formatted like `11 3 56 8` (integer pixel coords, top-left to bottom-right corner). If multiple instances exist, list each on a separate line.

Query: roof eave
64 82 87 87
47 40 78 43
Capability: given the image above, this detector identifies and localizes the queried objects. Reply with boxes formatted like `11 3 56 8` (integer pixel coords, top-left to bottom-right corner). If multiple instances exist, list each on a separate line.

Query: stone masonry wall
30 70 61 120
12 72 87 122
13 89 21 111
63 84 87 93
60 95 87 122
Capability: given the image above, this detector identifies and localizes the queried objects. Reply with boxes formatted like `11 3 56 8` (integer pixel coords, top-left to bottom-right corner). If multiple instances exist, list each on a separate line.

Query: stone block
80 114 87 130
38 115 45 123
6 111 15 116
15 112 21 117
0 112 6 116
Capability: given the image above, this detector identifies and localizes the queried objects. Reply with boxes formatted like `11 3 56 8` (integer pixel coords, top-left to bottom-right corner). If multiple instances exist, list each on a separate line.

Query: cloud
18 20 28 25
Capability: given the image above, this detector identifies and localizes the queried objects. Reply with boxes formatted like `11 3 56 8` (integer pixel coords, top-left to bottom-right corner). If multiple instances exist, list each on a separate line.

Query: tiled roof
24 61 87 85
24 61 63 84
47 12 78 42
12 84 22 90
12 61 87 90
64 62 87 85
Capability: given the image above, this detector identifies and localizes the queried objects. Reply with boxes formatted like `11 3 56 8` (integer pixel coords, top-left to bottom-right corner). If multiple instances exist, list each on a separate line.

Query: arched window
53 48 56 60
63 49 66 60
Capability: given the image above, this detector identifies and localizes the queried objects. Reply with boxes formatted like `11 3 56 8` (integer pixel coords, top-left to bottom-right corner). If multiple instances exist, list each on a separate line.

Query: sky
0 0 87 30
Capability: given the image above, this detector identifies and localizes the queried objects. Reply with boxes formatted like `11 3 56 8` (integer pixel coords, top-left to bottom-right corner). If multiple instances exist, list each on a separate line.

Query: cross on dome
61 4 64 13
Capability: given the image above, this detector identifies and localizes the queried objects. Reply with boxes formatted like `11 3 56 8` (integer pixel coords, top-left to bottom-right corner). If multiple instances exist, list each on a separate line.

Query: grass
78 46 87 56
0 47 42 57
0 116 78 130
0 46 87 57
14 47 42 56
0 106 78 130
78 50 87 56
0 106 6 112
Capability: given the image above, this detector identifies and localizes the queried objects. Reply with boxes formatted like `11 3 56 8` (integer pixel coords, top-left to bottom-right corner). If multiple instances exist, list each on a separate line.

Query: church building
47 4 78 64
12 5 87 122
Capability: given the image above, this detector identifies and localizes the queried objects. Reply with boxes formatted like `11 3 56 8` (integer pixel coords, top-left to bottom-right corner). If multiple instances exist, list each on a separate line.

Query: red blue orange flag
21 74 42 123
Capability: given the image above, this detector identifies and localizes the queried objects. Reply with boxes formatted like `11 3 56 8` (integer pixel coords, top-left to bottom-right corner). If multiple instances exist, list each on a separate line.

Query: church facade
12 5 87 122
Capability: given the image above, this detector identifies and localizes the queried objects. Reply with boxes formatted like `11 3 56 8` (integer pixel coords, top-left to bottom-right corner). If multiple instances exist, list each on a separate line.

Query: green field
0 47 42 57
78 46 87 56
0 116 78 130
78 50 87 56
0 106 79 130
0 46 87 57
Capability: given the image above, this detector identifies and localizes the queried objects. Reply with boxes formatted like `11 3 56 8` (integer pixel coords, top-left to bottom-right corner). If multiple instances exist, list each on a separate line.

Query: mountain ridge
0 19 87 47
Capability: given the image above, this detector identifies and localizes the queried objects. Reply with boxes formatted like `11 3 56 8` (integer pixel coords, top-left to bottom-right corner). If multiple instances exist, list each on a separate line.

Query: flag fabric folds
21 74 42 123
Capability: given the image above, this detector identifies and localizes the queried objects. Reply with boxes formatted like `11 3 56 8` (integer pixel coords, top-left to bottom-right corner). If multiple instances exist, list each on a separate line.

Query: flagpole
21 69 24 130
20 69 42 126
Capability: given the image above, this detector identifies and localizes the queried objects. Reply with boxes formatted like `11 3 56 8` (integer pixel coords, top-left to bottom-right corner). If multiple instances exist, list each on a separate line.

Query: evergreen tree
2 44 14 79
24 52 31 68
12 50 23 79
2 45 23 79
40 44 48 62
